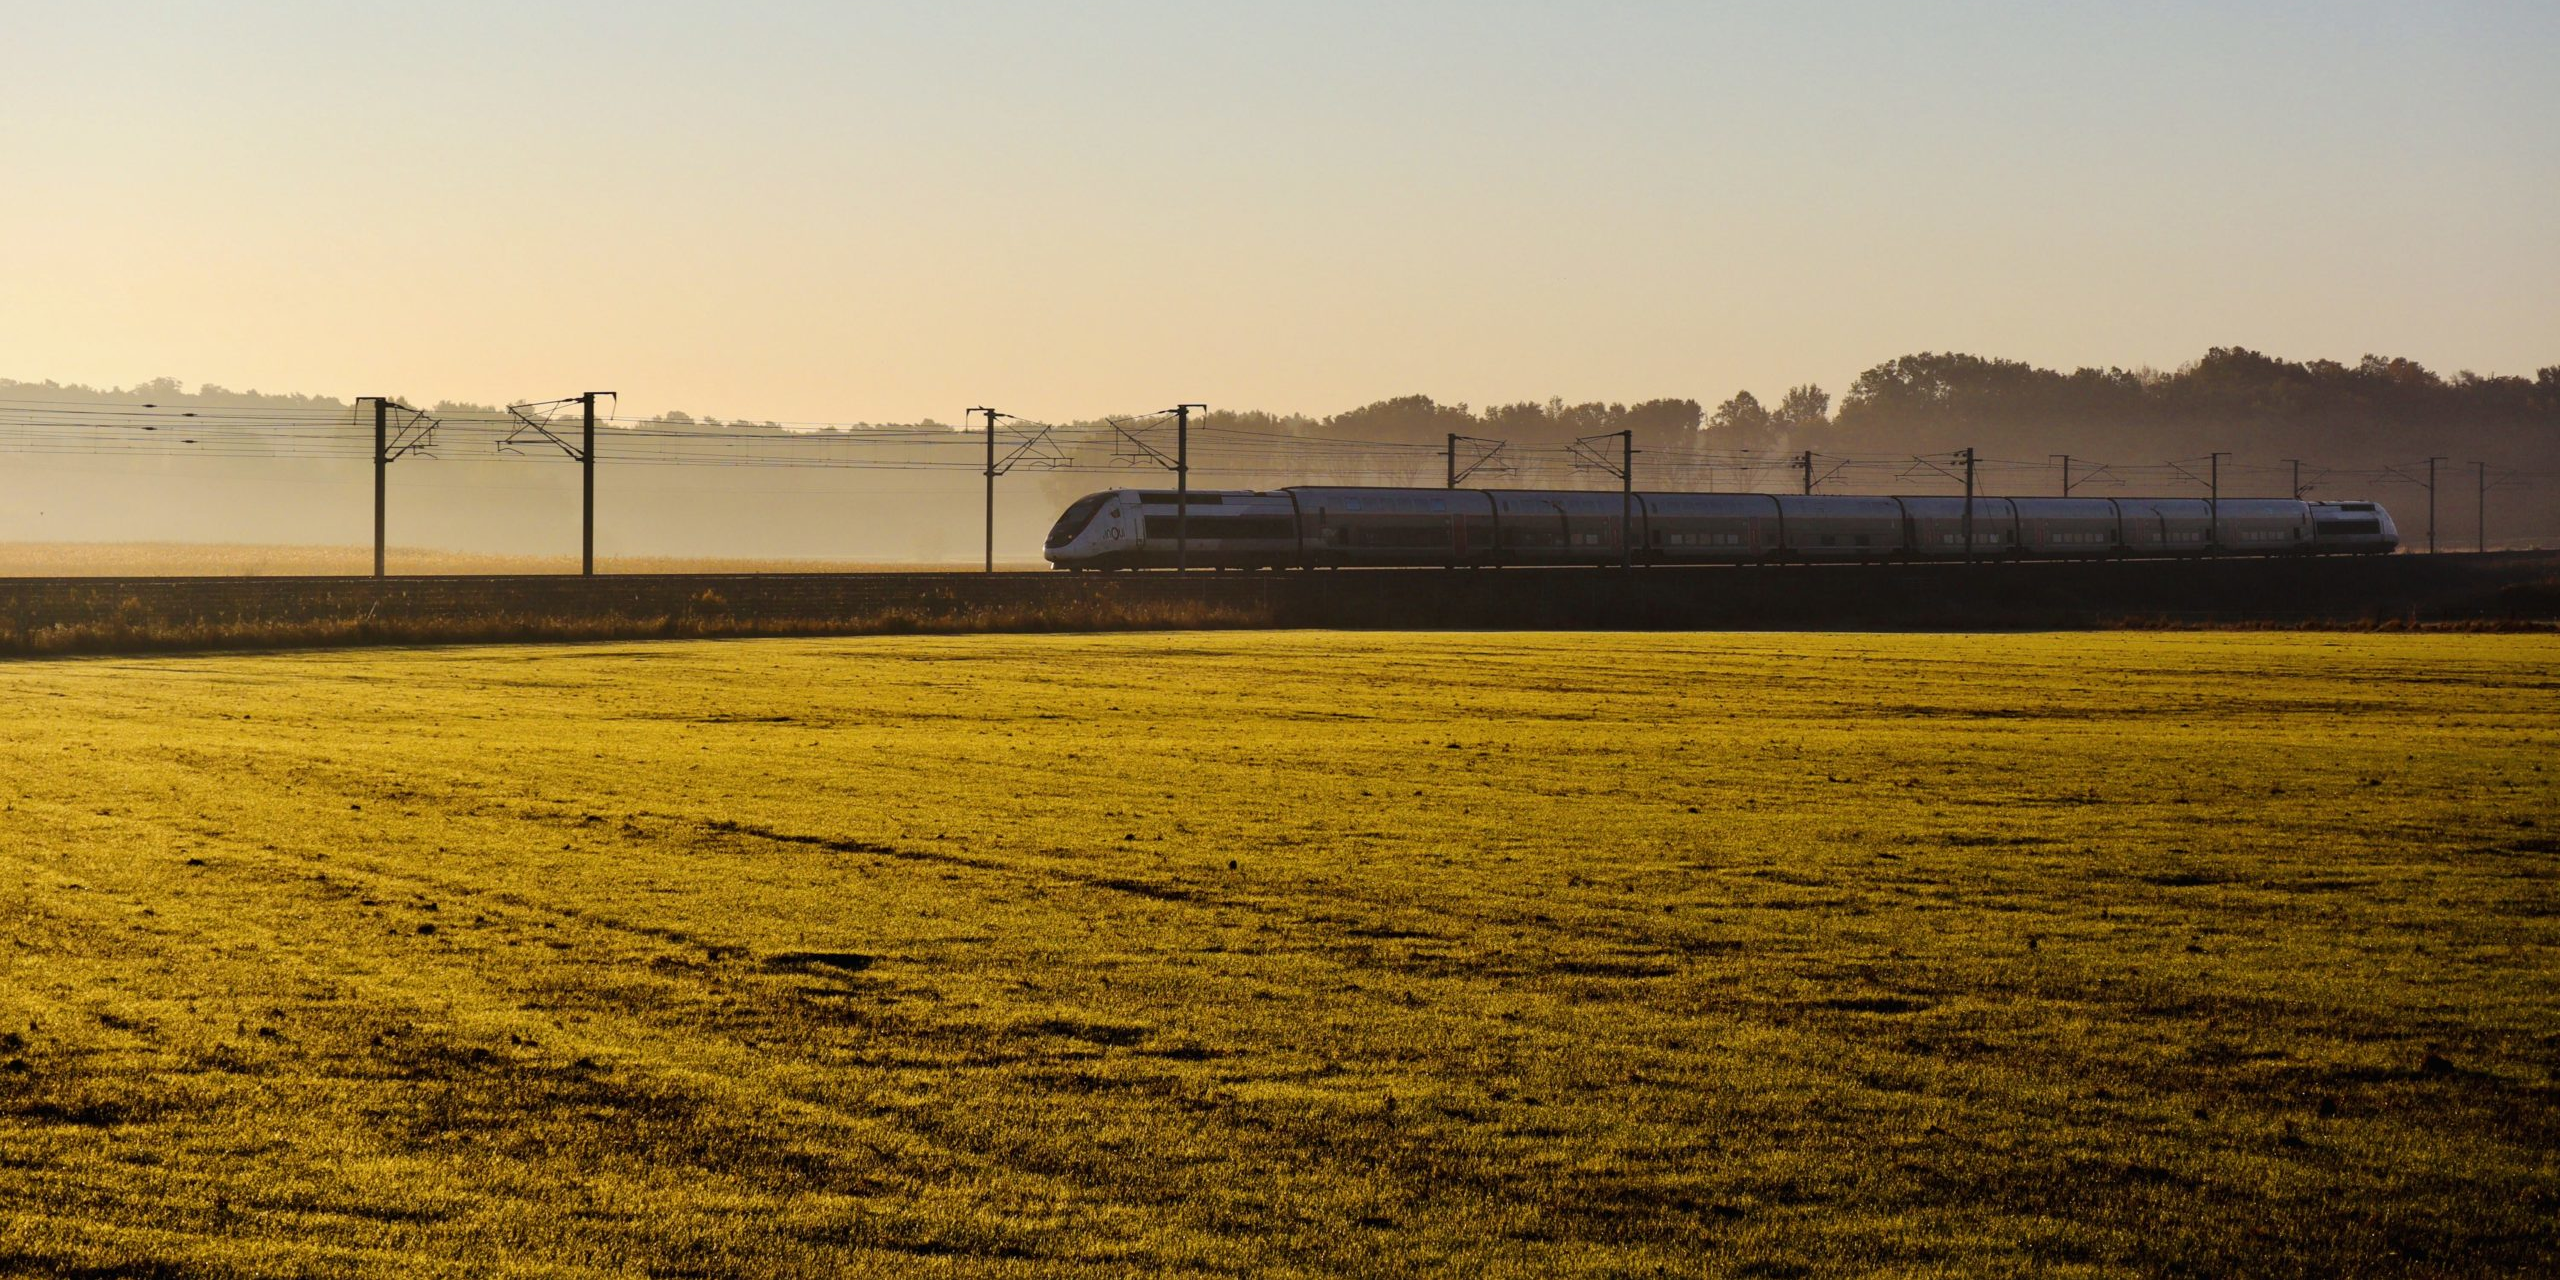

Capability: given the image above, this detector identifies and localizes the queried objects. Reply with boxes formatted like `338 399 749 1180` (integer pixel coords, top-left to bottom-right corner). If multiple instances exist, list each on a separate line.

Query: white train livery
1044 488 2399 569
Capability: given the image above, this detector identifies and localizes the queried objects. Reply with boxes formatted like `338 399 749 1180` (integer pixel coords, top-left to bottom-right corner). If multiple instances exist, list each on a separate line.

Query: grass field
1 632 2554 1277
0 542 1024 577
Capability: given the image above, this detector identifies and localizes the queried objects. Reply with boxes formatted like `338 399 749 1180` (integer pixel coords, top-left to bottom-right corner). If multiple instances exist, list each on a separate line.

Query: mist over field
0 443 1013 568
4 347 2554 568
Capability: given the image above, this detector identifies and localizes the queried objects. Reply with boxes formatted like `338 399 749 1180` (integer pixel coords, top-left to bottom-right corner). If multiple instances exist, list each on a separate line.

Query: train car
2114 497 2216 555
1291 487 1495 567
2011 498 2124 555
2308 500 2400 554
1488 489 1641 564
1775 495 1907 559
1644 493 1781 560
1044 487 2402 569
2215 498 2315 551
1044 488 1298 569
1896 496 2020 556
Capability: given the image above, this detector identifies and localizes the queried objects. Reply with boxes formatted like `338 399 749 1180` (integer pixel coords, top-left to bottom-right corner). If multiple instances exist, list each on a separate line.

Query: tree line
13 345 2555 513
1710 348 2559 470
20 347 2550 471
1252 349 2557 470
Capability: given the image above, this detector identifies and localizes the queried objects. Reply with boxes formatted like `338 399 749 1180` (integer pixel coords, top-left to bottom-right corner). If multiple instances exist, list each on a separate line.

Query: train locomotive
1044 487 2400 569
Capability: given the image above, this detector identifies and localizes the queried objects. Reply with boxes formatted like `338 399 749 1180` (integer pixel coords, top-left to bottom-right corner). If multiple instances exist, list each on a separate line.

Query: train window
1854 534 1871 547
1182 516 1298 539
1145 516 1294 539
1045 492 1113 549
1345 499 1361 512
1821 535 1838 547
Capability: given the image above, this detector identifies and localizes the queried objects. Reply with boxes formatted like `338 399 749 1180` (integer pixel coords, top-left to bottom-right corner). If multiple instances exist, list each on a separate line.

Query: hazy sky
5 1 2553 422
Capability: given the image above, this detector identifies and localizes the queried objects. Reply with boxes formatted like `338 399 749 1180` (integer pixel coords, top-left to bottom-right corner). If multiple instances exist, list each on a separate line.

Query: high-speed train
1044 487 2401 569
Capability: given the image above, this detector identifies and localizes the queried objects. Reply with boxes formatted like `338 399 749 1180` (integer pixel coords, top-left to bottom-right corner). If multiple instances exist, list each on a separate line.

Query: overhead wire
0 396 2551 495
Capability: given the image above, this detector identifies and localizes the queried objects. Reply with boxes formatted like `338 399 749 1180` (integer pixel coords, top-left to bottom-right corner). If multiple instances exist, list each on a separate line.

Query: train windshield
1046 493 1114 549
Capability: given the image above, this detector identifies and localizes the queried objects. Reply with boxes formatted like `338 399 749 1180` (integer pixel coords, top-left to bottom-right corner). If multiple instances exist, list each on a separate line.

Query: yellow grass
1 632 2554 1276
0 542 1036 577
0 598 1269 657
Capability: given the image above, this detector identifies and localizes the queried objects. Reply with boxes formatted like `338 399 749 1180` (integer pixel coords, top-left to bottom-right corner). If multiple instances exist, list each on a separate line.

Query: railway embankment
0 552 2552 655
1278 551 2560 630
